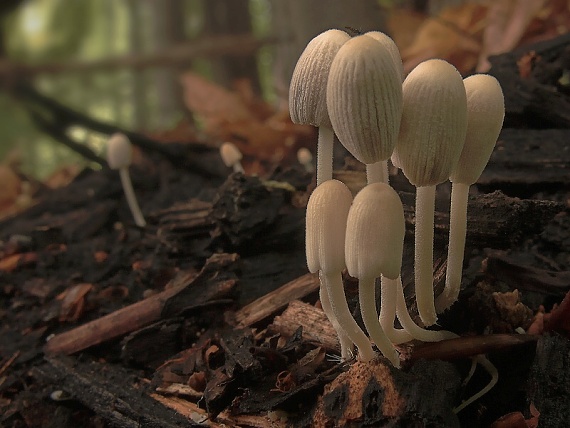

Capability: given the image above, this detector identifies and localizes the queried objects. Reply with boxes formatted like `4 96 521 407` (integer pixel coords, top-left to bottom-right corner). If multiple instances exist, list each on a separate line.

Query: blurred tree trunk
126 0 148 131
202 0 260 93
146 0 187 129
269 0 386 106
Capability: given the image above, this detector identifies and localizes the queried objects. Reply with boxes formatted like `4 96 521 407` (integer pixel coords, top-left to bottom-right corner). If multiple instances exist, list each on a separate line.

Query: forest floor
2 35 570 428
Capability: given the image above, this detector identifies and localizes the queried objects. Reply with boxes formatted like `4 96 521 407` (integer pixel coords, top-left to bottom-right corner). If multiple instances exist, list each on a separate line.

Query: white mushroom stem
415 185 437 326
322 273 376 361
454 355 499 413
359 276 400 367
317 126 334 185
119 168 146 228
319 273 354 360
437 182 469 310
379 276 412 344
366 161 389 185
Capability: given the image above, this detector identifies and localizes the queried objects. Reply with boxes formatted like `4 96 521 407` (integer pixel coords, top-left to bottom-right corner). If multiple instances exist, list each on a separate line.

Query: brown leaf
58 283 93 322
0 252 37 273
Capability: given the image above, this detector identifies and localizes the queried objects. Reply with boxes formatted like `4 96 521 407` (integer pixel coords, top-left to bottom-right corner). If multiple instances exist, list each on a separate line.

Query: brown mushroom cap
392 59 467 187
450 74 505 185
289 29 350 128
326 35 403 165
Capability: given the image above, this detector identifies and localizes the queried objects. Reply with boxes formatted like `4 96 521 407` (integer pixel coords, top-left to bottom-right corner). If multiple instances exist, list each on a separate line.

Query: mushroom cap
327 35 403 165
392 59 467 187
107 133 132 170
364 31 404 82
297 147 313 165
220 142 243 168
289 29 350 128
306 179 352 275
450 74 505 185
345 182 405 280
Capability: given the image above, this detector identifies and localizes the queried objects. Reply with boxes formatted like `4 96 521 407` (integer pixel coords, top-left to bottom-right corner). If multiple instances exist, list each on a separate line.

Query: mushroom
436 74 504 312
289 29 350 185
327 34 402 185
391 59 467 326
306 179 375 361
345 182 404 367
220 142 245 174
106 133 146 228
297 147 314 173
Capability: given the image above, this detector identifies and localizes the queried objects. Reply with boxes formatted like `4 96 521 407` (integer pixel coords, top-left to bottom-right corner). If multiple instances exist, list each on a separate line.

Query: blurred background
0 0 567 183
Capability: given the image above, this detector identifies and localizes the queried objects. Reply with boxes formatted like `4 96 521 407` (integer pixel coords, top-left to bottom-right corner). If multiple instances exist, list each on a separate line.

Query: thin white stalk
322 273 376 362
119 167 146 227
437 182 469 312
454 355 498 413
380 276 412 344
316 126 334 185
366 160 388 184
359 276 400 367
319 273 354 360
395 277 456 342
414 185 437 326
232 162 245 174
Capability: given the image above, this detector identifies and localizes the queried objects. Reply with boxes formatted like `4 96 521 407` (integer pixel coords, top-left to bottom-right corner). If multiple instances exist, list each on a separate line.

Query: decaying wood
527 334 570 427
312 359 461 427
484 250 570 296
269 300 339 353
235 273 320 327
489 32 570 127
44 253 238 356
34 357 194 428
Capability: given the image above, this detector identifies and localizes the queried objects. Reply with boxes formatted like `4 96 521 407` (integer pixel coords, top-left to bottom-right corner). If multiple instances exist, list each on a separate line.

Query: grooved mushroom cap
327 35 403 165
345 182 405 280
220 142 243 168
450 74 505 185
364 31 404 81
306 179 353 275
107 133 132 170
392 59 467 187
289 29 350 128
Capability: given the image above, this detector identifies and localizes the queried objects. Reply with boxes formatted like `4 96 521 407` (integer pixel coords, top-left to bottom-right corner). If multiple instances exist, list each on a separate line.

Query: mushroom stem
395 277 456 341
321 273 376 362
119 167 146 227
316 126 334 185
366 160 389 184
414 185 437 326
380 276 413 344
319 274 354 360
358 276 400 367
437 182 469 311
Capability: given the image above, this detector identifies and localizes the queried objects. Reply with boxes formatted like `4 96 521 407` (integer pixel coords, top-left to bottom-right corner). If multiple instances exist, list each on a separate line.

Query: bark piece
312 359 461 427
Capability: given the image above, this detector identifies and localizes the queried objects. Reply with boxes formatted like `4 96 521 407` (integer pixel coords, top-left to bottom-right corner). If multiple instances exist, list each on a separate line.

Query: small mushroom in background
344 182 404 367
306 179 375 362
437 74 505 313
296 147 314 173
220 142 245 174
391 59 468 326
106 133 146 228
327 34 402 185
289 29 350 185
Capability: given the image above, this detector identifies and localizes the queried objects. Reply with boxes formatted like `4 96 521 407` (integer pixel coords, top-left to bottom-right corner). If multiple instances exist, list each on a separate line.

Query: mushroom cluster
291 29 504 409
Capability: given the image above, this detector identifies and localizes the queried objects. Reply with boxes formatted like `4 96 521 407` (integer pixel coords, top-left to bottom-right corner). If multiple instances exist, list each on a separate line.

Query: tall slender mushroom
306 179 375 361
436 74 505 312
289 29 350 185
327 34 402 185
345 182 404 367
391 59 467 326
106 133 146 228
